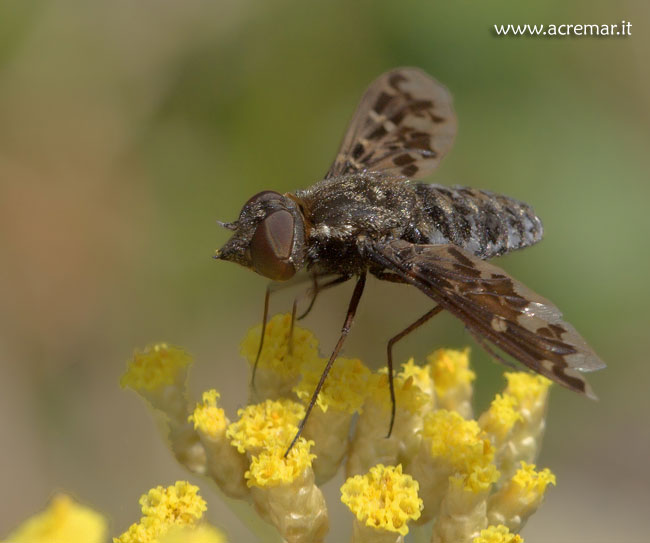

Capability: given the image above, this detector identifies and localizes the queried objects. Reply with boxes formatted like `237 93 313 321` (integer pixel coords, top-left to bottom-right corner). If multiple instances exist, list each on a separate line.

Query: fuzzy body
294 172 543 276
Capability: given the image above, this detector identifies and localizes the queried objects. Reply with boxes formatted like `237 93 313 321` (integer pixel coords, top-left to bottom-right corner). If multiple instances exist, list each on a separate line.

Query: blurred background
1 0 648 541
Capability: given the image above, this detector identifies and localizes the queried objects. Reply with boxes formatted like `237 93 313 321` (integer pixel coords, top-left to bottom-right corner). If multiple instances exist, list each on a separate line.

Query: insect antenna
216 220 238 231
385 306 443 437
285 273 367 456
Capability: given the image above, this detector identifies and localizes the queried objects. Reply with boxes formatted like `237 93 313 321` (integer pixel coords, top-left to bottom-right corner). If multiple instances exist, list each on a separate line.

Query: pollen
188 390 227 437
479 394 523 441
422 409 494 472
340 464 422 536
295 356 372 413
226 398 305 454
120 343 192 391
473 525 523 543
114 482 207 543
370 361 432 414
399 357 435 396
504 372 552 407
245 438 316 488
428 347 476 397
451 462 501 494
511 462 556 499
240 313 321 378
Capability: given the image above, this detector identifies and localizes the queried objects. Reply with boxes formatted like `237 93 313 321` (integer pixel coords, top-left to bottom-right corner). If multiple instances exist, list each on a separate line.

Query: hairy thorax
294 173 420 274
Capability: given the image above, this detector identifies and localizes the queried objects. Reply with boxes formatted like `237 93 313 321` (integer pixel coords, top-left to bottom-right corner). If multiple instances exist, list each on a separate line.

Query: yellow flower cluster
189 390 227 437
6 315 563 543
429 347 476 418
4 483 224 543
473 524 523 543
120 343 191 392
113 313 560 542
115 481 207 543
226 398 305 454
341 464 422 537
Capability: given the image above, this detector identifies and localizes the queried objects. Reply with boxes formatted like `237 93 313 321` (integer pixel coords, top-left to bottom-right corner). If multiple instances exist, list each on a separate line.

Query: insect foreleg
297 274 351 320
252 273 329 390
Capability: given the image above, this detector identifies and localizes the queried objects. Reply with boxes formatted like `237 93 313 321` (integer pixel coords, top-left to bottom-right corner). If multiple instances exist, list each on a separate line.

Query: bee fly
215 67 605 452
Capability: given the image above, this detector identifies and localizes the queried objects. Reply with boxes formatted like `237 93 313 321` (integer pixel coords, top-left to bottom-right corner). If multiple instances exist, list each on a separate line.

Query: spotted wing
366 239 605 397
326 67 457 180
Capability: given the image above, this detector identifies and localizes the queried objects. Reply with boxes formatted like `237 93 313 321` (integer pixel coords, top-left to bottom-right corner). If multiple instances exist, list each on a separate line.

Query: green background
1 1 648 541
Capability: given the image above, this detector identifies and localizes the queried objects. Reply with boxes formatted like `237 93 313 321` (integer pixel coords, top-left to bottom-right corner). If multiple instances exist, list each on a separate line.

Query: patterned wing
366 239 605 397
326 67 457 180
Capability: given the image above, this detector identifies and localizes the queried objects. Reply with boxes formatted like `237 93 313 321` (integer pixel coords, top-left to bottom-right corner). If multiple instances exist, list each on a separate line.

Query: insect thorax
295 173 420 273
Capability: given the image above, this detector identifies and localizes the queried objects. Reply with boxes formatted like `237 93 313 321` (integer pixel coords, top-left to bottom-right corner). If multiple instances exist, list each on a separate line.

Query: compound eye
250 210 296 281
243 190 283 210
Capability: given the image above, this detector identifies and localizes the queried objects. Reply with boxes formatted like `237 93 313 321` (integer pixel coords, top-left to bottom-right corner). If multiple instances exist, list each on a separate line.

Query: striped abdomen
413 184 543 259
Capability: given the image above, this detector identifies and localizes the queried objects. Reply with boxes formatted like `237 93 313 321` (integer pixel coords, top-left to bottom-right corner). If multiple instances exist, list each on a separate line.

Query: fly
215 67 606 453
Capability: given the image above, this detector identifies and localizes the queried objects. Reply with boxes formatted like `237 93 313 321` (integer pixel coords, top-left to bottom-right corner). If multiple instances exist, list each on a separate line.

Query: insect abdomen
413 184 543 259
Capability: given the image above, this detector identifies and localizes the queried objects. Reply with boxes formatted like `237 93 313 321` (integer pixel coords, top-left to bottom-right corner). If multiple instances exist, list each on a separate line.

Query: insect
215 67 605 451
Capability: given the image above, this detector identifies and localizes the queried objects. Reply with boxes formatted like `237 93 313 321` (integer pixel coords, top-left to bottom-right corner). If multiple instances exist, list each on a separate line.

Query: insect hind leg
386 306 443 438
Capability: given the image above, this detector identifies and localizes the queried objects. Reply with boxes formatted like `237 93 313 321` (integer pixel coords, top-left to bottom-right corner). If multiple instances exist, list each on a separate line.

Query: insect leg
251 285 271 392
297 274 351 320
288 297 298 356
385 306 443 438
251 274 320 390
285 273 367 456
289 274 349 354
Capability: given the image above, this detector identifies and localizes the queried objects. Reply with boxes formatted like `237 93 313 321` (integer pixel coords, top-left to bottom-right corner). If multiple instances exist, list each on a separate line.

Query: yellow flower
498 373 552 480
189 389 227 437
245 439 328 543
473 524 523 543
240 313 320 379
226 398 305 454
479 394 522 443
341 464 422 536
511 462 556 498
504 372 551 411
370 365 432 415
120 343 192 391
423 410 494 472
246 439 316 488
429 348 475 393
487 462 556 532
450 463 501 494
114 481 207 543
5 494 107 543
395 357 435 398
295 356 372 414
428 348 476 418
